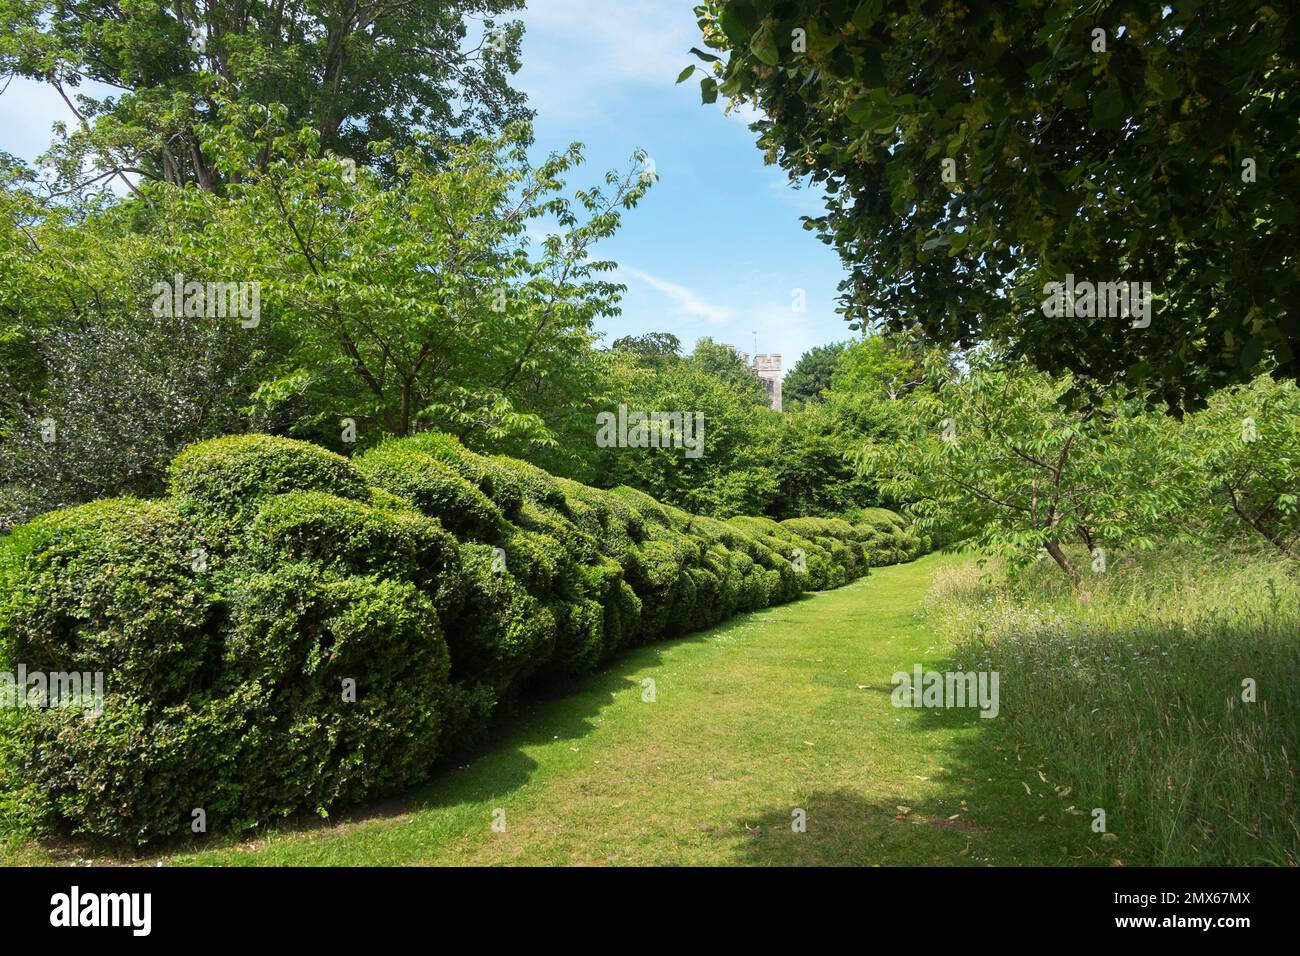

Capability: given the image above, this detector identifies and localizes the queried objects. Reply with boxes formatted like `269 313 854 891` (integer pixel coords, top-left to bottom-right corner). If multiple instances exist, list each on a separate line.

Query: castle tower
752 354 782 411
718 343 782 411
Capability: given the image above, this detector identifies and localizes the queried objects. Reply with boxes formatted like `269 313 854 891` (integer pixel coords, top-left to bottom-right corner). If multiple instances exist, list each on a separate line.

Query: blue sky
0 0 857 373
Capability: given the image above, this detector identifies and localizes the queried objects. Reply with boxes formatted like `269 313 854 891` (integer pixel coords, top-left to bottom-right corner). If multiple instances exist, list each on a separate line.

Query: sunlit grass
926 544 1300 865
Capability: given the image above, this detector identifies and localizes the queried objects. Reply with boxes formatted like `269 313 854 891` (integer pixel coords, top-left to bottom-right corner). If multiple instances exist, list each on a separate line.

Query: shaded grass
2 552 1106 866
927 544 1300 866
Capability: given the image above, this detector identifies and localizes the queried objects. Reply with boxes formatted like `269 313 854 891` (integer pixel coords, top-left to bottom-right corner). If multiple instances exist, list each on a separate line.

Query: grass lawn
6 552 1109 866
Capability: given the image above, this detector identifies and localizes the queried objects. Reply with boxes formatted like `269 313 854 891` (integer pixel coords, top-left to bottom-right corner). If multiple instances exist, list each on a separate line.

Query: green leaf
676 65 696 84
1091 88 1125 128
1150 68 1183 102
718 3 758 46
750 21 780 66
700 76 718 105
1239 336 1264 369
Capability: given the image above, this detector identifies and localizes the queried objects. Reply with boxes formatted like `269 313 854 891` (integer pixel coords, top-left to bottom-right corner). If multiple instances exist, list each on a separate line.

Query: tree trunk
1228 497 1300 562
1044 539 1085 596
1077 525 1096 552
190 138 218 193
399 382 412 437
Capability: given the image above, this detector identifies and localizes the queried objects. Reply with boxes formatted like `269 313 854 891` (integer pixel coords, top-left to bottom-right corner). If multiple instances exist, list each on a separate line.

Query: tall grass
926 543 1299 866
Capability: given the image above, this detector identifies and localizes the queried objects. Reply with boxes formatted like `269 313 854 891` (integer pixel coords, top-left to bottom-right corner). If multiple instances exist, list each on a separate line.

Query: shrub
453 543 557 696
404 432 525 516
489 455 567 510
554 477 631 557
607 485 673 531
222 568 450 812
355 443 503 539
603 579 643 654
514 499 601 564
246 490 465 619
168 434 368 545
622 539 687 643
544 597 605 676
702 546 744 619
3 688 260 845
494 525 563 596
437 681 498 756
7 567 452 844
0 498 215 704
0 430 926 844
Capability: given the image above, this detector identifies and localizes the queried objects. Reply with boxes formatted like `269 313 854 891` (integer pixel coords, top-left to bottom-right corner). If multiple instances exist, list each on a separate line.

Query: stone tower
752 354 783 411
718 344 783 411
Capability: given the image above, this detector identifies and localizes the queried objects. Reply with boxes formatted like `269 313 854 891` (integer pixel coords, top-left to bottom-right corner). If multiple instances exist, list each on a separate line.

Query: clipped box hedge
0 432 926 844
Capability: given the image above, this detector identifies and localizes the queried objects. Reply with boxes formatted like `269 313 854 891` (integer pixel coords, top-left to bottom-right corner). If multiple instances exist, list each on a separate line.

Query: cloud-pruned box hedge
0 433 926 844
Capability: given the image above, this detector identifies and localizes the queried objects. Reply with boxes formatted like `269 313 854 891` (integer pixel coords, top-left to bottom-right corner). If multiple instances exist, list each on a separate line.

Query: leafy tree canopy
690 0 1299 408
1180 372 1300 560
864 352 1174 590
689 336 768 405
610 331 682 361
593 346 780 517
832 330 929 400
783 341 845 404
0 104 653 523
2 0 529 193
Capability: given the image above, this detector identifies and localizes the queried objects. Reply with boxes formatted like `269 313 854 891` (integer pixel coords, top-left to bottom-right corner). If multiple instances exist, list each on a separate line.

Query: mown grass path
32 553 1105 866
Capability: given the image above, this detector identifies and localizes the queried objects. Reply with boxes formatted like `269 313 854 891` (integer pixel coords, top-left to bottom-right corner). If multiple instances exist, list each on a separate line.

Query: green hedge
0 431 926 844
168 434 370 545
0 499 216 705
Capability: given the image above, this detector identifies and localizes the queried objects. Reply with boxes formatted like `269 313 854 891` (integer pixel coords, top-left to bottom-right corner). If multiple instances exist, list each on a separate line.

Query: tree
864 354 1172 591
783 341 845 404
688 336 768 405
2 0 529 194
689 1 1299 407
1181 374 1300 561
0 308 260 529
832 332 929 401
0 106 654 522
0 168 269 526
765 398 876 519
0 168 52 428
610 332 682 363
190 107 653 444
590 346 779 518
583 335 887 520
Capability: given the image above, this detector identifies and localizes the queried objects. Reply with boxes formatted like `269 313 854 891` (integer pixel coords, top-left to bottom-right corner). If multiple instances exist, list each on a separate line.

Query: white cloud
516 0 701 120
619 264 732 324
